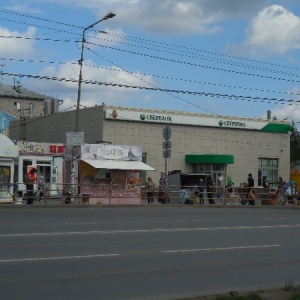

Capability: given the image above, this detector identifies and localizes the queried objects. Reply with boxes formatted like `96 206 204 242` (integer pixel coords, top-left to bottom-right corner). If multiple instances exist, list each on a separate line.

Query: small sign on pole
66 132 84 146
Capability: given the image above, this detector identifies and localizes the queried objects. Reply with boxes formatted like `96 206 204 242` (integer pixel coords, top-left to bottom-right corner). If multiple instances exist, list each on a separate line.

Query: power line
2 71 299 105
2 34 300 86
1 7 299 74
2 56 300 98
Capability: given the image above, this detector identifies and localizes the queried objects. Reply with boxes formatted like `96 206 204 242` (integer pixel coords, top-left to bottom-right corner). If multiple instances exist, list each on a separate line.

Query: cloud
241 5 300 56
0 26 37 58
16 0 269 35
263 86 300 123
23 58 155 109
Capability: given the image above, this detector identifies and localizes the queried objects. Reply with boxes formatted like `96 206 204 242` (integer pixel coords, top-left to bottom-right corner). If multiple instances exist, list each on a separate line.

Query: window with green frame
258 158 278 186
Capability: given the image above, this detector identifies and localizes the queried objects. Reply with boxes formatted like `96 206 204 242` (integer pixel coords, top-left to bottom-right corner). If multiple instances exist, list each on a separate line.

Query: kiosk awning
83 159 155 171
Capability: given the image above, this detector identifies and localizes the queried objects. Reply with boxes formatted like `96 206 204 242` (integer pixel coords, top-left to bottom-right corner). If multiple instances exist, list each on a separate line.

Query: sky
1 0 300 130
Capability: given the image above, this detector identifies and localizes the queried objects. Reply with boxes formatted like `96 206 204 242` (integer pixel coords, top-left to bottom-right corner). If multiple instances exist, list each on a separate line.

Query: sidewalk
3 196 300 209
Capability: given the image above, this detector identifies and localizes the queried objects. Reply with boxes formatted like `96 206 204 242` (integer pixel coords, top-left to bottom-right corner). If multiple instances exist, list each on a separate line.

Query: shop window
213 164 224 171
23 160 33 176
258 158 278 186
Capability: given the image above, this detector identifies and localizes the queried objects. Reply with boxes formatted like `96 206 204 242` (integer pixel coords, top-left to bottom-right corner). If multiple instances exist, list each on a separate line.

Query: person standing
247 173 255 205
276 177 284 205
37 175 45 202
158 172 167 204
262 175 269 200
146 176 155 204
25 168 37 205
198 179 205 204
206 176 215 204
289 177 296 196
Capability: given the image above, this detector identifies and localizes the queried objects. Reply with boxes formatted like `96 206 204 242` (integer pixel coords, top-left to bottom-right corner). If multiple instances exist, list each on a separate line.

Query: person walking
158 172 167 204
146 176 155 204
206 176 215 204
25 167 37 205
247 173 255 205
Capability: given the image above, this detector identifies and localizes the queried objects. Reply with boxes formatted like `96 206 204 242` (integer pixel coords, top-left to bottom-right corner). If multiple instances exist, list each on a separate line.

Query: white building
9 105 291 188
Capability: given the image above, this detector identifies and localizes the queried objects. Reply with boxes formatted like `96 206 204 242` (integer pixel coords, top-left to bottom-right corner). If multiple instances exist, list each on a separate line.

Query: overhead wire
1 34 300 87
0 8 295 143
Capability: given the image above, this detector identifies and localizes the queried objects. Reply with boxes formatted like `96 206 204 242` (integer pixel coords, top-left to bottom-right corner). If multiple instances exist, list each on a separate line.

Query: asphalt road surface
0 205 300 300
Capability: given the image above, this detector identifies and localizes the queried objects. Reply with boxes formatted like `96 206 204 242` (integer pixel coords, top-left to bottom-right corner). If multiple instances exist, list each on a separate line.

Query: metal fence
1 183 300 206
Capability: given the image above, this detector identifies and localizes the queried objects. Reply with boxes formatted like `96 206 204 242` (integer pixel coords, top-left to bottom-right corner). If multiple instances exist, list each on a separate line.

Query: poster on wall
81 144 142 161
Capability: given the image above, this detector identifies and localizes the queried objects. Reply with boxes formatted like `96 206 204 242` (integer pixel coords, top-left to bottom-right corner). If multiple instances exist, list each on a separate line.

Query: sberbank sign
219 120 246 127
140 114 172 122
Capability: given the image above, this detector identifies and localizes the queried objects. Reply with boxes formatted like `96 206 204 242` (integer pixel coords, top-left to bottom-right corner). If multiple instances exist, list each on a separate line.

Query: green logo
219 120 223 126
140 114 146 120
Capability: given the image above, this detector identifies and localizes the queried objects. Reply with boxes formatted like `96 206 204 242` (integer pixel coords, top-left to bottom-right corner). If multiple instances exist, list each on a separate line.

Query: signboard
163 126 172 141
97 145 129 160
105 109 291 133
163 141 172 149
81 144 142 161
66 132 84 146
163 150 171 158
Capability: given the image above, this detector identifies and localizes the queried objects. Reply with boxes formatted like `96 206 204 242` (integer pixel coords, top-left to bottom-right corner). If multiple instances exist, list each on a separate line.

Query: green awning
185 154 234 164
260 123 292 133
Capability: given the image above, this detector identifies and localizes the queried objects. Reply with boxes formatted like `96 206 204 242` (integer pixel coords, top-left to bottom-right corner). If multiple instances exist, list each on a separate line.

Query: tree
290 122 300 168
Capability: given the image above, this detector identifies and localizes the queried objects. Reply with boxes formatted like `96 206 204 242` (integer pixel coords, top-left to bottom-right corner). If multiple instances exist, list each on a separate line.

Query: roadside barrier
1 182 299 205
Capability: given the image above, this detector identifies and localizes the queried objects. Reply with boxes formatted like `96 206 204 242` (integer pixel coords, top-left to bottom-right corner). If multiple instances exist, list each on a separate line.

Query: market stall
17 141 64 196
78 143 155 204
0 134 18 203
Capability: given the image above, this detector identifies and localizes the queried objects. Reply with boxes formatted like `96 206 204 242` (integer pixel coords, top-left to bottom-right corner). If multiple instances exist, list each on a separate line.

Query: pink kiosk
79 143 155 204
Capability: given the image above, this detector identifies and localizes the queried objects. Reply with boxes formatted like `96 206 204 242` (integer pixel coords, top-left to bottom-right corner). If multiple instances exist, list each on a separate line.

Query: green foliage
290 292 300 300
290 123 300 167
284 279 295 292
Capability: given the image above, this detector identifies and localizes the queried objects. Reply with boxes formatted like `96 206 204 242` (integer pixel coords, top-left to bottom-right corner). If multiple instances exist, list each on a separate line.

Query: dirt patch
177 286 300 299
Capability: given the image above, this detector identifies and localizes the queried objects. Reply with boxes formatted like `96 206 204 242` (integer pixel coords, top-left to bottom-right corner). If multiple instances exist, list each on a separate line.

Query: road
0 205 300 299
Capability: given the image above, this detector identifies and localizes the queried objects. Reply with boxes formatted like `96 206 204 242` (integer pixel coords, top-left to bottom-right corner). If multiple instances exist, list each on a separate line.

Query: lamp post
75 11 116 132
69 12 116 202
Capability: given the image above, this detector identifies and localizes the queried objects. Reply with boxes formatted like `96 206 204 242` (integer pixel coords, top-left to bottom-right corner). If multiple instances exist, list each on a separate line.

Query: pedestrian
198 178 205 204
276 177 284 205
225 182 235 205
37 175 45 202
247 173 255 205
238 182 245 204
24 167 37 205
206 176 215 204
158 172 167 204
262 176 269 199
286 177 296 205
146 176 155 204
289 177 296 197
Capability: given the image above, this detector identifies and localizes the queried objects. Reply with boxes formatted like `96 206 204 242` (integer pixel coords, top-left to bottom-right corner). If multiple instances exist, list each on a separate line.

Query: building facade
0 83 62 136
9 105 291 187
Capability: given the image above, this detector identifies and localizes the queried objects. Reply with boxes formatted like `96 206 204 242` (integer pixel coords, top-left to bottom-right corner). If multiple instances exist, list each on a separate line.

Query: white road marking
0 253 120 263
162 244 281 253
0 224 299 237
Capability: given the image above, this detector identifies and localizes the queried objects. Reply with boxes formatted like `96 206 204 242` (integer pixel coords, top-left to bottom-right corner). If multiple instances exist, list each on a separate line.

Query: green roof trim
261 123 292 133
185 154 234 164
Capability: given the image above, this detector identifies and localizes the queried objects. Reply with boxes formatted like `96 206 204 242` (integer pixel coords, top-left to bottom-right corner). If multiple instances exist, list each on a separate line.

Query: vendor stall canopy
83 159 155 171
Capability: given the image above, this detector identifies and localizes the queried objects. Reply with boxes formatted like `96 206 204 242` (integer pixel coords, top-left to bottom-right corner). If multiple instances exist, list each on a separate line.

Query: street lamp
75 11 116 132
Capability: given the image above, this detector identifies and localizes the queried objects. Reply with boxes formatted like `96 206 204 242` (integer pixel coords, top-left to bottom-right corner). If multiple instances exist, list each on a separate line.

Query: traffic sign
162 126 172 141
163 141 172 149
